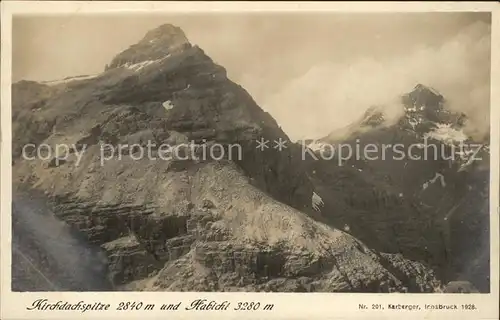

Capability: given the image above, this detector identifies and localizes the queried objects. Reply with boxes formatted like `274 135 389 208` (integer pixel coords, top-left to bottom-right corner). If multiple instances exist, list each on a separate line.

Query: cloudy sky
13 13 491 140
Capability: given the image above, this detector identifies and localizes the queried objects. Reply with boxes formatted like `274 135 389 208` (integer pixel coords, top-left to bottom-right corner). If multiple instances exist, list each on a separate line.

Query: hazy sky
13 13 491 140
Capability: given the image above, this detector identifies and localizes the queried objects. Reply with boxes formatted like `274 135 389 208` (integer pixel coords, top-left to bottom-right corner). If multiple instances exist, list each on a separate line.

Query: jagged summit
106 23 191 70
400 84 466 135
412 83 443 100
320 84 450 139
402 84 444 118
310 83 473 156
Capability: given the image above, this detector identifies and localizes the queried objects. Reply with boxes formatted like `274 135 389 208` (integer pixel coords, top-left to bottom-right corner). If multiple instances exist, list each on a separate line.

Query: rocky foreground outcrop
12 24 444 292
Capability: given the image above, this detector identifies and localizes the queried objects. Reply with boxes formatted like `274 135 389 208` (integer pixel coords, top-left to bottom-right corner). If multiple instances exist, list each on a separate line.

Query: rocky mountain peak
105 23 191 70
304 82 489 292
402 84 444 119
410 83 444 102
142 23 187 42
399 84 466 135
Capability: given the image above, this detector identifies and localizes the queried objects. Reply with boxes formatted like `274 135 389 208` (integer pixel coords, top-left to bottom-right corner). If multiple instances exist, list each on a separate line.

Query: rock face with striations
12 24 442 292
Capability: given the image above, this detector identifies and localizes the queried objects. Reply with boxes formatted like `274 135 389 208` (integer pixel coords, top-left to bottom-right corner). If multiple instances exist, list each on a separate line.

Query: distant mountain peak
413 83 443 97
404 84 444 111
400 83 466 135
317 83 470 145
106 23 191 70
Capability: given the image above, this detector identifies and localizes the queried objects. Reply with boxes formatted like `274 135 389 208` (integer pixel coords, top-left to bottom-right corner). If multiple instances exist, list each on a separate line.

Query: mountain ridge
12 23 483 293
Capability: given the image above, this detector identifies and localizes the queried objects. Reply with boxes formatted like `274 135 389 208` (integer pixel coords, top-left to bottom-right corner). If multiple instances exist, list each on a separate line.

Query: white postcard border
1 2 499 320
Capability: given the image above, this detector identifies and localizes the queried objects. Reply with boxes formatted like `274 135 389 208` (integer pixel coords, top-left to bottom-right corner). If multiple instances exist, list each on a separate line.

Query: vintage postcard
1 1 499 319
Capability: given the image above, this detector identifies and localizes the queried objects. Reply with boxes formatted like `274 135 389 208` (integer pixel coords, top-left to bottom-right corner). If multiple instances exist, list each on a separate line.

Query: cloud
257 20 491 141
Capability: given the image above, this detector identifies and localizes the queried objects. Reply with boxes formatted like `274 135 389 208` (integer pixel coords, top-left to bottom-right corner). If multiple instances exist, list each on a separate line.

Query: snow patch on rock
422 172 446 190
425 123 468 145
42 74 99 86
124 54 171 72
307 141 328 152
312 192 324 212
162 100 174 111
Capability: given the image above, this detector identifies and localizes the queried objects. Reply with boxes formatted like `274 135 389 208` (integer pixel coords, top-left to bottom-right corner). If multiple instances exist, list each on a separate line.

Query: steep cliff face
304 85 490 292
12 24 442 292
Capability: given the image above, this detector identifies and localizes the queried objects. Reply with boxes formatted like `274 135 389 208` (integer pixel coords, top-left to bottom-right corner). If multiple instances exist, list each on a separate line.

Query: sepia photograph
1 1 499 319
